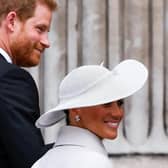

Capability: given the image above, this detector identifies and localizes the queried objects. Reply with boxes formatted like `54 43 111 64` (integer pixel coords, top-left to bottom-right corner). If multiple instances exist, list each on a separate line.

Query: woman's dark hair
64 110 70 125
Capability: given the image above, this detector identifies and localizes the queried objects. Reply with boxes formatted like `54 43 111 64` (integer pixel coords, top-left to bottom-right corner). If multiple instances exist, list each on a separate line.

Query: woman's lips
105 121 120 128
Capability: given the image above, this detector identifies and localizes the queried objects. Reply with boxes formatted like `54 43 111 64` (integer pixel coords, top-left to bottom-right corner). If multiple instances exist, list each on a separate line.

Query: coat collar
0 48 12 63
54 126 108 156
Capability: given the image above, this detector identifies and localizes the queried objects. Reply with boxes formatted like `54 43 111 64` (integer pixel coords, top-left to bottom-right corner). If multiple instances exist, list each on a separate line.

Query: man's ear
5 11 17 32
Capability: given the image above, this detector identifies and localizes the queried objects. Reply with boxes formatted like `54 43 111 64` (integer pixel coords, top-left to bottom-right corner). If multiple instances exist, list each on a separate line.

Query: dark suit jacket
0 55 53 168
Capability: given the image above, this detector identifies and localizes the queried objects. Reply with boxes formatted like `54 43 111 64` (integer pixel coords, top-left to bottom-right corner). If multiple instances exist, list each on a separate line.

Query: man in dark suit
0 0 57 167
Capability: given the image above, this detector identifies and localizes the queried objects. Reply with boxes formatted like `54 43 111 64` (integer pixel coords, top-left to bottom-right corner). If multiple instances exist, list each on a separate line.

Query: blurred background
27 0 168 167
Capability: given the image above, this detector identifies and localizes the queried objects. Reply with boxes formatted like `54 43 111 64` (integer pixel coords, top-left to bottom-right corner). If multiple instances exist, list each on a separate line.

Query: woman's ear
5 11 17 32
69 108 81 115
69 108 81 125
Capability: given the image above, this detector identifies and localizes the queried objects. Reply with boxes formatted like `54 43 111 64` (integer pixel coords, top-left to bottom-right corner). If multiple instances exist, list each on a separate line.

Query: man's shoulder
0 58 32 80
0 57 19 75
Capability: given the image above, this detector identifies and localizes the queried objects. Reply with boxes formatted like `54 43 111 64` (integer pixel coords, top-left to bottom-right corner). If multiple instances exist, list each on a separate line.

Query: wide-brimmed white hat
36 59 148 128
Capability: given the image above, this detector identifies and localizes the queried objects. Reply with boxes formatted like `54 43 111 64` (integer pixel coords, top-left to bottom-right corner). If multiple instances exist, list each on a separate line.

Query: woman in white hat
31 59 148 168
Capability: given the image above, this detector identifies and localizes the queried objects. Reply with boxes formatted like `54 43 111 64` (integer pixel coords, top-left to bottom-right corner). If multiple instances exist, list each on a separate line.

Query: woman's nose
111 103 124 119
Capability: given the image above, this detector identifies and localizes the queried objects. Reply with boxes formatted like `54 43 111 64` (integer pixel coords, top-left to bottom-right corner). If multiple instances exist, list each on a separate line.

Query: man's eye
117 99 124 107
36 26 46 33
37 27 43 32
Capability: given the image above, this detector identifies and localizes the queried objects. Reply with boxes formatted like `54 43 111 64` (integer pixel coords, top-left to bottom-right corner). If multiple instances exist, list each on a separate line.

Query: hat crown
59 65 110 99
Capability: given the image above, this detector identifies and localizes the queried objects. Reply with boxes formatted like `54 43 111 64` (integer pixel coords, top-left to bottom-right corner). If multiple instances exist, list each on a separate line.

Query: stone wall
28 0 168 167
110 155 168 168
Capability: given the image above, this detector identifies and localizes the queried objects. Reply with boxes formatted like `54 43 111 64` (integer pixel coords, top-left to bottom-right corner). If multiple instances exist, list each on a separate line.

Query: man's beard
10 38 41 67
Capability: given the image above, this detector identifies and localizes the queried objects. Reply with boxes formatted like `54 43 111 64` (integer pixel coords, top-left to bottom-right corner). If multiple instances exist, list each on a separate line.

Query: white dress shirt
0 48 12 63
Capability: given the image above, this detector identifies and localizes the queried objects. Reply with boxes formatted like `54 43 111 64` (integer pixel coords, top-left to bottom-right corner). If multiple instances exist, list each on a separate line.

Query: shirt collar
54 126 108 155
0 48 12 63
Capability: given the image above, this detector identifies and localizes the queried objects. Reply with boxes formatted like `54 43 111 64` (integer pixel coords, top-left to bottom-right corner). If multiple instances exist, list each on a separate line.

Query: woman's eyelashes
117 99 124 107
103 102 113 107
103 100 124 108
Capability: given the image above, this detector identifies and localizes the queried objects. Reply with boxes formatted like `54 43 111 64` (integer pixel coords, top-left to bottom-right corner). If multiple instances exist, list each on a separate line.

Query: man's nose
41 34 50 48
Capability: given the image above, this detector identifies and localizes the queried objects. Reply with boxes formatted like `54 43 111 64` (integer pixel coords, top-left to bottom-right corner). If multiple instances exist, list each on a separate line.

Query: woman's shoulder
32 145 113 168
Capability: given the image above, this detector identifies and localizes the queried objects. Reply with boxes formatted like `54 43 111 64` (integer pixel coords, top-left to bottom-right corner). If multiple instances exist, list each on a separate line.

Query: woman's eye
117 99 124 107
103 102 112 108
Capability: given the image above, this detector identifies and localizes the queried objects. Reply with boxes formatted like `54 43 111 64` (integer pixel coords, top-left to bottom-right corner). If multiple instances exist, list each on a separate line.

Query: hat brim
36 59 148 128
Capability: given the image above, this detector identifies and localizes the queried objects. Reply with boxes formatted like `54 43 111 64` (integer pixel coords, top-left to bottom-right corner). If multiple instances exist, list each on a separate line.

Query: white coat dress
31 126 113 168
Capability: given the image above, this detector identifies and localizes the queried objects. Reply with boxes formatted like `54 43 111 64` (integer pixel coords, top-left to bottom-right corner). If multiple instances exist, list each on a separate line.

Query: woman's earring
75 115 80 122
